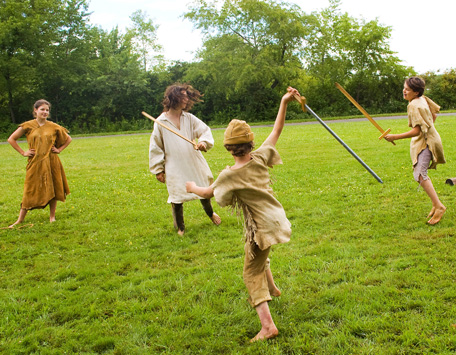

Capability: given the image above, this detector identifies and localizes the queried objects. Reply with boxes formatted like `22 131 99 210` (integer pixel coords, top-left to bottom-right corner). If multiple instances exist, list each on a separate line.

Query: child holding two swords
149 83 221 235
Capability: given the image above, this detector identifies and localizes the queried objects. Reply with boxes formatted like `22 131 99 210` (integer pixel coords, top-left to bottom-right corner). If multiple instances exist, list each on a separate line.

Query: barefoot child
149 83 221 235
186 87 298 342
385 77 446 224
7 99 72 228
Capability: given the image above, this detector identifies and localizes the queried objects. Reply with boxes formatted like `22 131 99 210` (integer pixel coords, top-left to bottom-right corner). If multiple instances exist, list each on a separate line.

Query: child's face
34 104 50 120
179 90 189 109
403 82 419 102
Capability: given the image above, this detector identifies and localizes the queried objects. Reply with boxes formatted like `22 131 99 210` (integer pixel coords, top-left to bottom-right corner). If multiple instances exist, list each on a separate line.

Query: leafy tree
184 0 309 122
126 10 162 71
302 0 413 115
39 0 93 123
422 69 456 110
0 0 66 123
0 0 155 134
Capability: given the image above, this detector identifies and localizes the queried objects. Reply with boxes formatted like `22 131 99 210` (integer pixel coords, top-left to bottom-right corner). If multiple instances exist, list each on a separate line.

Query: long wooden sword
142 111 198 149
335 82 395 145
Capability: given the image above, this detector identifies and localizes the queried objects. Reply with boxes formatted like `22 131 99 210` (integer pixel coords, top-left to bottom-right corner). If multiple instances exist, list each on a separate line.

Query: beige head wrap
223 119 254 144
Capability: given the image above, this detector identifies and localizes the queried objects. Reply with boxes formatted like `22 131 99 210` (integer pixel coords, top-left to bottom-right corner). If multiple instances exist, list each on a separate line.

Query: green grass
1 116 456 354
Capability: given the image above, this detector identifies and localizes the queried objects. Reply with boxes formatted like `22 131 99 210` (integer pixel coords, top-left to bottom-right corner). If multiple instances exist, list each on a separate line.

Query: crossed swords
143 85 389 184
292 92 383 184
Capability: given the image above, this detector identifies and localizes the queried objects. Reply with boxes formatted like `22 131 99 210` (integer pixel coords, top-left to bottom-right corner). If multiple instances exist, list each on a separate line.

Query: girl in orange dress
7 99 72 227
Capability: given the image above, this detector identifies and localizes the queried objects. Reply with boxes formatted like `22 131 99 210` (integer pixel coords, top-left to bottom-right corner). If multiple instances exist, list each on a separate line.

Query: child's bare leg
49 199 57 222
419 177 446 225
266 268 281 297
250 301 278 342
9 208 28 228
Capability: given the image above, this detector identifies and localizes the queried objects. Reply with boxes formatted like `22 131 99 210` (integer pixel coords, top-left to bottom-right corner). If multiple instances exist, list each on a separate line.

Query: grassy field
1 115 455 354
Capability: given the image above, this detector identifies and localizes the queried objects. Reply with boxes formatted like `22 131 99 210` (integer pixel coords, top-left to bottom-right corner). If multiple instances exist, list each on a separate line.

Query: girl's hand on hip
23 149 35 157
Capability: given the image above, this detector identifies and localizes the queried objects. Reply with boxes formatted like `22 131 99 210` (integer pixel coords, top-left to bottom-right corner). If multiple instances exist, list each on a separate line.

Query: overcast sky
87 0 456 73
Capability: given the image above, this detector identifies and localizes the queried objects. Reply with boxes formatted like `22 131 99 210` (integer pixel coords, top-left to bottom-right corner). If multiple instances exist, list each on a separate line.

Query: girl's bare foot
178 229 185 236
8 220 22 228
427 206 436 218
50 217 56 223
428 206 446 225
250 326 279 343
210 213 221 226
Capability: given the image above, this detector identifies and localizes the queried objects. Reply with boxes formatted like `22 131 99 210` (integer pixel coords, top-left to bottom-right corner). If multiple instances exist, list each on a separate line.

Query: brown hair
33 99 51 118
224 141 255 157
162 83 202 111
405 77 425 97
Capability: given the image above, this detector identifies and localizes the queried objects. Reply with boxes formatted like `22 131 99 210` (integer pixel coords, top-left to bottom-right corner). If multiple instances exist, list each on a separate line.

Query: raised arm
264 87 300 147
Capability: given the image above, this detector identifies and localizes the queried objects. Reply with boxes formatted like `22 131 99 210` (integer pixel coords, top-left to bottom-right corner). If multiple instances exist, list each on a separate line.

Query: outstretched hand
384 134 396 143
186 181 196 193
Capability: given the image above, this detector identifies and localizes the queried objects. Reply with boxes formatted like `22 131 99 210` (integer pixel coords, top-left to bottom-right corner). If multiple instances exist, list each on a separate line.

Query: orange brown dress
19 120 70 210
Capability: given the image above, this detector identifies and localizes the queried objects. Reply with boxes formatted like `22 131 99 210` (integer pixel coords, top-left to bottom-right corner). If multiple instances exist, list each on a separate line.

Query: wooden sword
335 82 395 145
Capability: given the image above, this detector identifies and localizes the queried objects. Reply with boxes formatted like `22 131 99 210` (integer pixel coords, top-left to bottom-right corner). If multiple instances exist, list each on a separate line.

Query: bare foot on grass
8 220 22 228
210 213 221 226
50 217 56 223
427 206 446 225
269 286 281 297
250 326 279 343
177 229 185 236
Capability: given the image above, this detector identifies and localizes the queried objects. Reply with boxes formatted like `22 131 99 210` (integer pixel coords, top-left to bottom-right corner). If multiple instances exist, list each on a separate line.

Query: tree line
1 0 455 136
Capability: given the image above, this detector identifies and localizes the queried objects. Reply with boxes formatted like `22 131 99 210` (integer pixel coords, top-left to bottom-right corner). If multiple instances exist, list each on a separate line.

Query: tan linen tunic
149 112 214 203
211 142 291 251
19 120 70 210
408 96 445 169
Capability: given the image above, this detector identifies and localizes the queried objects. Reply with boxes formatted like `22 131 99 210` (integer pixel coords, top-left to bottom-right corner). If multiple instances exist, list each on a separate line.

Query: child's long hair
162 83 202 111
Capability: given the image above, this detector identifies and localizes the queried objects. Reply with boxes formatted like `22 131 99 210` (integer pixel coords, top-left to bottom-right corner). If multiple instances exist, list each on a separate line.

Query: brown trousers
243 242 272 308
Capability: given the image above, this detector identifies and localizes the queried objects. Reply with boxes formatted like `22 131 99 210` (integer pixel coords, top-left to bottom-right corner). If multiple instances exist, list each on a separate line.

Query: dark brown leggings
171 199 214 231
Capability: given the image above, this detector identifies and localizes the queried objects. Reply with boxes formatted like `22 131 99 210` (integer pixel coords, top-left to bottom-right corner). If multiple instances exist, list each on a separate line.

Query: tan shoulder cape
408 96 445 169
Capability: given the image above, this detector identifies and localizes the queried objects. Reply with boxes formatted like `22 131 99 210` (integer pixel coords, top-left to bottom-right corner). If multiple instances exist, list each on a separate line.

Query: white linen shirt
149 111 214 203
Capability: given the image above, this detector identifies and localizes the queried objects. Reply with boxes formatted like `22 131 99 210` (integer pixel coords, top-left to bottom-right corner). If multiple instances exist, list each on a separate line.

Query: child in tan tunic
385 77 446 224
7 99 72 227
186 87 298 342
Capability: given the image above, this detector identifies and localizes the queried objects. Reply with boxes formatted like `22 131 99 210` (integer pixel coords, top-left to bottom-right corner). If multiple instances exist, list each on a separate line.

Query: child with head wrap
186 87 299 342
